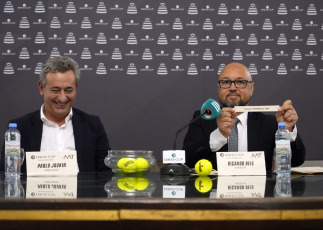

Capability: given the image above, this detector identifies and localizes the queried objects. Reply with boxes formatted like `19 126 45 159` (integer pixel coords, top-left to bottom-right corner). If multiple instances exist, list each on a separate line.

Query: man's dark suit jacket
0 108 111 173
183 110 306 171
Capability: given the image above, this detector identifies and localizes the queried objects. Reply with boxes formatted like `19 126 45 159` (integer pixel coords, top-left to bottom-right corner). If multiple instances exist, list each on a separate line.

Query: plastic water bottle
275 122 291 177
274 176 291 197
5 123 21 178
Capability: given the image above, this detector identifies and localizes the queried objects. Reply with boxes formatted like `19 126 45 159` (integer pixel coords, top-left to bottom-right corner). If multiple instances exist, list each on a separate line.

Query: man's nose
229 82 238 90
57 90 68 101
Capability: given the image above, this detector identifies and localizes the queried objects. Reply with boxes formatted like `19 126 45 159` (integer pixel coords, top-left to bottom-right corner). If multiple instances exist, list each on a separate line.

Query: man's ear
38 82 45 96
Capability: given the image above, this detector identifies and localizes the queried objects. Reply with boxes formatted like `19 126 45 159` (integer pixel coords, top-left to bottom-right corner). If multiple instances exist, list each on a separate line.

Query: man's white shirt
40 105 79 172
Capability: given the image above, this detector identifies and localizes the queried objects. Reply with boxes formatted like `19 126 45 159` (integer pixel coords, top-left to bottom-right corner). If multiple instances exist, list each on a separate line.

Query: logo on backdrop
1 1 322 76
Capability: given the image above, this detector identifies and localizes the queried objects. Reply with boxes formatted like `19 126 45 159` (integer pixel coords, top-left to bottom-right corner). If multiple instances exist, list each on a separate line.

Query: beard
220 95 249 108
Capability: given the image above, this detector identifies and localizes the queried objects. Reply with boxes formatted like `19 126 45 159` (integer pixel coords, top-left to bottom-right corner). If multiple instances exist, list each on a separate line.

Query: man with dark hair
183 62 305 171
1 56 111 173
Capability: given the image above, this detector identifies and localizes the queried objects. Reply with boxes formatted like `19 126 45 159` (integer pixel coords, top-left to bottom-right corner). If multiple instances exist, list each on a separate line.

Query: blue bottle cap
9 123 17 128
278 122 286 128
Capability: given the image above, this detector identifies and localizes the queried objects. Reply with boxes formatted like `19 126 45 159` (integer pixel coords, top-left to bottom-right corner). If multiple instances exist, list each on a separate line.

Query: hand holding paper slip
234 105 279 113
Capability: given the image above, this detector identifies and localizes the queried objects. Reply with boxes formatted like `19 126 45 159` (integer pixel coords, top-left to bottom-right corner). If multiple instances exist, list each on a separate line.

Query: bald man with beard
183 62 306 171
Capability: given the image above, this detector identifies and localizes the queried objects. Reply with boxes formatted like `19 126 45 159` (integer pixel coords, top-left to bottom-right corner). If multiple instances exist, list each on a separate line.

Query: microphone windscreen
200 98 221 120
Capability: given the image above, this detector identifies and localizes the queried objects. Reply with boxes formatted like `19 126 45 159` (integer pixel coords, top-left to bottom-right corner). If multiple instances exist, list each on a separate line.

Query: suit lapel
30 111 43 151
72 110 84 170
247 112 261 151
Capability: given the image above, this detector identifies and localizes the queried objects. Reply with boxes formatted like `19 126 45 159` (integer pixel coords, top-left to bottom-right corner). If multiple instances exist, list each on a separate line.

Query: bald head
219 63 252 82
217 62 254 108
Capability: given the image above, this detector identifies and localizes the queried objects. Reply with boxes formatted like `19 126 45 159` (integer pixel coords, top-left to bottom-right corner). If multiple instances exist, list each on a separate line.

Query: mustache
227 93 240 96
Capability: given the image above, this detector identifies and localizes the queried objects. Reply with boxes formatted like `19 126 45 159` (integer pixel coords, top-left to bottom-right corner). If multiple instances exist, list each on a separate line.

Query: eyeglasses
218 80 253 89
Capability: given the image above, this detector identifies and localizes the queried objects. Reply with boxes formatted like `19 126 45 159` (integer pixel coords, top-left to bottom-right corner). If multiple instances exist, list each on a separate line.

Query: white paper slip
216 176 266 199
216 152 266 176
26 151 78 176
291 167 323 174
26 176 77 199
234 105 279 113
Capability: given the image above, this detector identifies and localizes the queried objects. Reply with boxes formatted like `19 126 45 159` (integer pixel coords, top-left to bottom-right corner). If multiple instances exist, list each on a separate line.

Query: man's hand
276 100 298 132
216 107 237 138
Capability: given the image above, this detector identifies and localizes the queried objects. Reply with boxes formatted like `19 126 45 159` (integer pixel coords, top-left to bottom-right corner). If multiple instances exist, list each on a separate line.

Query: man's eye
51 90 59 93
236 80 244 84
222 80 230 84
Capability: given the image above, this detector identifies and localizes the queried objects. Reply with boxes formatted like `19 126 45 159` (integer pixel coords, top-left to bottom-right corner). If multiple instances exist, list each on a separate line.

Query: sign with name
26 151 78 176
162 150 185 163
216 176 266 199
163 185 186 198
26 176 77 199
234 105 279 113
216 152 266 176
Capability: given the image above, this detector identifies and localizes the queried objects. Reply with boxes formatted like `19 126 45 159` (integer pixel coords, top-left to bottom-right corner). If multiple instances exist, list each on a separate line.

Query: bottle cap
9 123 17 128
278 122 286 128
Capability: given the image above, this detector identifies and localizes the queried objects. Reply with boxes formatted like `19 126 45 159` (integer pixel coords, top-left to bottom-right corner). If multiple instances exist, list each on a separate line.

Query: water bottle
5 123 21 178
275 122 291 177
274 176 291 197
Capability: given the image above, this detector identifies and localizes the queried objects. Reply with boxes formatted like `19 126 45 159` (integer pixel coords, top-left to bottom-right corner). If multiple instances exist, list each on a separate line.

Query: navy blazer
183 110 306 171
1 108 111 173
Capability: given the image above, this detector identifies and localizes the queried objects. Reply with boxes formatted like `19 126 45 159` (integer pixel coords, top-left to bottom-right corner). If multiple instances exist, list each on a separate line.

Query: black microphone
173 98 221 149
160 99 221 175
172 110 210 149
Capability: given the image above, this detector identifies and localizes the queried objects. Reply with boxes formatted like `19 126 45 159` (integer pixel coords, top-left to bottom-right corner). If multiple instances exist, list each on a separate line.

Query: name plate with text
26 176 77 199
163 150 185 163
163 185 186 198
216 176 266 199
216 152 266 176
26 151 78 176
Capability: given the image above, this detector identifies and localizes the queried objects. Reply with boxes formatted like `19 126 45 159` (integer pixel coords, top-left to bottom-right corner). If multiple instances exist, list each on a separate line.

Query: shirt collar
237 112 248 128
40 104 73 127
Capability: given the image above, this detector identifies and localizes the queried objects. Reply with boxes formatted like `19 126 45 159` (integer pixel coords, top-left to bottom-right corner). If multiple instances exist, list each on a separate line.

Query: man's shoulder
72 108 101 122
10 110 40 123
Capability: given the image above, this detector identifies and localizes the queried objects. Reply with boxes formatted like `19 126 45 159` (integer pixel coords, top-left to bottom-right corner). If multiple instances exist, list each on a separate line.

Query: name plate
234 105 279 113
26 176 77 199
163 185 186 198
216 152 266 176
216 176 266 199
163 150 185 164
26 151 78 176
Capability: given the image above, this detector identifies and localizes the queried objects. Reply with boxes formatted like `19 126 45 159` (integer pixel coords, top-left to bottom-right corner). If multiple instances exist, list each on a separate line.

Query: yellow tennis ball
136 158 149 171
117 178 129 191
136 177 149 191
117 158 127 170
118 158 137 173
117 177 136 191
195 159 213 176
195 176 213 193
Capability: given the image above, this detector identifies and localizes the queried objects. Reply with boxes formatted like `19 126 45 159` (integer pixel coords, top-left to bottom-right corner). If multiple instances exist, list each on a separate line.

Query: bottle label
5 141 20 155
275 140 291 154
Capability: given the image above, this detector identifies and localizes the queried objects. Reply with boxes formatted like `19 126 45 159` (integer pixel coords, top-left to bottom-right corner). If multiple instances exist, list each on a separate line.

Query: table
1 172 323 230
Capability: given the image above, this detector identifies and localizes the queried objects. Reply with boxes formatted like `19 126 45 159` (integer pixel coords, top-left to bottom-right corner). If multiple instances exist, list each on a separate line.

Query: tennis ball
118 158 137 173
195 176 213 193
195 159 213 176
136 158 149 171
136 177 149 191
117 177 136 191
117 158 127 170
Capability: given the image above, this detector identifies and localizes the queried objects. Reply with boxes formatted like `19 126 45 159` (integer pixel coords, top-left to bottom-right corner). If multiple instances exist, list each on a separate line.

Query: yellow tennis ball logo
195 176 213 193
117 158 137 172
195 159 212 176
